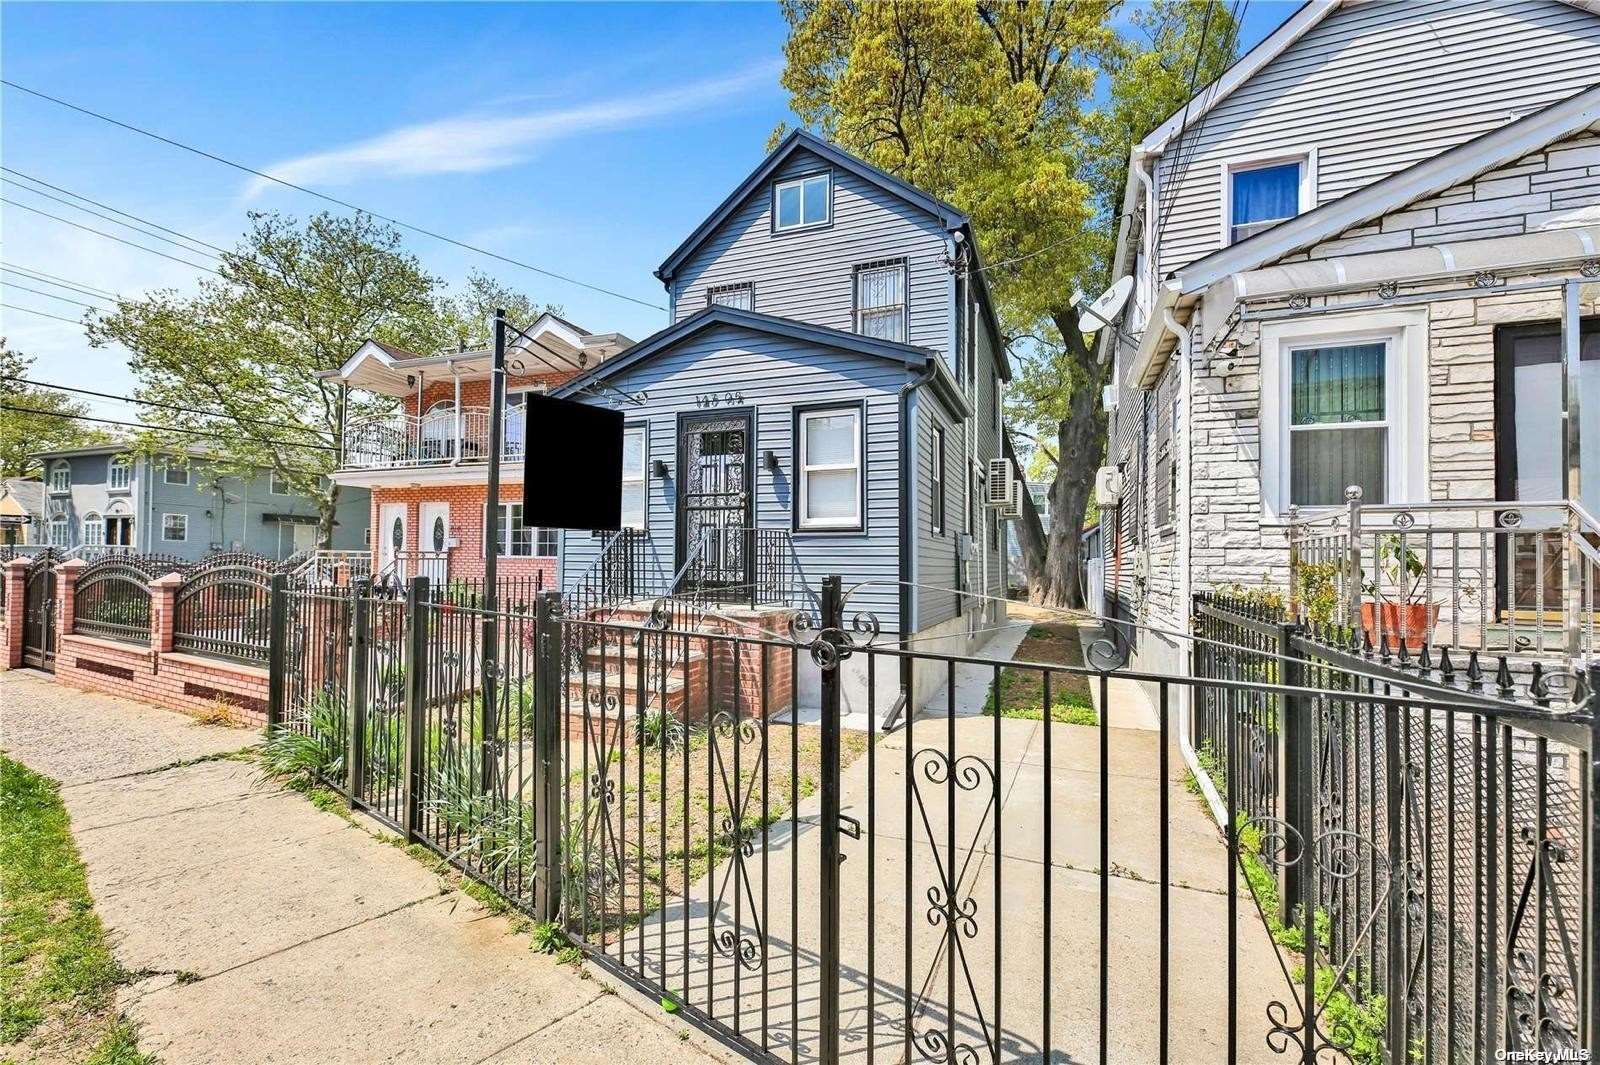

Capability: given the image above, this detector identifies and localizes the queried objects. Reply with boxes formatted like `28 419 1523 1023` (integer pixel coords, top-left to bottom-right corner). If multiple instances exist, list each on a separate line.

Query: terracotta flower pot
1360 602 1439 652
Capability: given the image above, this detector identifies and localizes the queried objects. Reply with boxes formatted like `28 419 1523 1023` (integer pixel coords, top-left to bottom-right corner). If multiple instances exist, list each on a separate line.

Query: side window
162 513 188 542
165 462 190 486
706 283 753 311
621 425 647 530
930 426 946 536
796 406 863 531
772 172 830 231
108 457 131 491
1228 158 1306 244
854 261 907 342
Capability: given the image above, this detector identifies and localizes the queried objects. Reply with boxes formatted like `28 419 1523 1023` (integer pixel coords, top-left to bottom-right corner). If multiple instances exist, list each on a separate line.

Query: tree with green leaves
86 211 544 544
779 0 1237 606
0 342 108 478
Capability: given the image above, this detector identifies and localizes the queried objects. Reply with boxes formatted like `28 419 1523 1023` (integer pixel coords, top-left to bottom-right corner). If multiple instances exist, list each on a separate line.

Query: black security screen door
677 411 752 596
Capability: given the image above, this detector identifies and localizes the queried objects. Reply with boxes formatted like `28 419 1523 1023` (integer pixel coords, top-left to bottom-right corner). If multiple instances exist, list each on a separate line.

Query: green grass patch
1 755 154 1064
979 621 1097 726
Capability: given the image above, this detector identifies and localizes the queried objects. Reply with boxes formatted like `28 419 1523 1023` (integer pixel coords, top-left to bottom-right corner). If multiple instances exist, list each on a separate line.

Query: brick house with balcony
320 313 635 593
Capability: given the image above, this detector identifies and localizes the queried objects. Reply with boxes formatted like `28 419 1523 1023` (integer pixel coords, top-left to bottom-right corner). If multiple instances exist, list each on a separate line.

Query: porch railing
288 548 372 586
1288 487 1600 662
342 406 527 470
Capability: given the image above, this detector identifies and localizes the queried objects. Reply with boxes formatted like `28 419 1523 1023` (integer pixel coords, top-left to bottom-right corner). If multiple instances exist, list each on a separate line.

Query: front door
1494 319 1599 617
418 502 450 585
677 411 753 597
379 503 407 584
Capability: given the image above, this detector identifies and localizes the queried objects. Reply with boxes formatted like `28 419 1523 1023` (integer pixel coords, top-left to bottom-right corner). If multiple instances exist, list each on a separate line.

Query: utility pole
481 308 507 791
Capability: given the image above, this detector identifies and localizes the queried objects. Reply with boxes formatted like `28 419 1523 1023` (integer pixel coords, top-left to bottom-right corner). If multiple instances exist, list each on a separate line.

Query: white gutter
1126 282 1182 389
1131 151 1157 291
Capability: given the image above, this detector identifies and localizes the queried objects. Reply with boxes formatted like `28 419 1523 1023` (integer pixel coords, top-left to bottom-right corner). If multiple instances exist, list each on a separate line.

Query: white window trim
82 512 105 546
161 512 189 542
484 502 556 559
796 406 863 531
108 457 131 491
930 426 946 536
854 260 908 342
48 461 70 494
1259 308 1428 522
269 469 292 496
772 172 831 233
48 514 70 548
164 463 190 486
1219 148 1317 248
621 425 648 531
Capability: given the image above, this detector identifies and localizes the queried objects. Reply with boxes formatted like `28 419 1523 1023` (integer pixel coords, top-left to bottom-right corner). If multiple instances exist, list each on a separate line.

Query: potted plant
1360 536 1476 651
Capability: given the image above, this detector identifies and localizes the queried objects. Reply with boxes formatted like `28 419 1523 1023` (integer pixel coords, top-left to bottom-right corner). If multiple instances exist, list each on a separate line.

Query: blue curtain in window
1233 163 1300 228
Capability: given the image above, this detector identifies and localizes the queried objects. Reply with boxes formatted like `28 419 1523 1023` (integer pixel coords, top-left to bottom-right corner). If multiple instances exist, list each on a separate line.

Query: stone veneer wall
1185 122 1600 600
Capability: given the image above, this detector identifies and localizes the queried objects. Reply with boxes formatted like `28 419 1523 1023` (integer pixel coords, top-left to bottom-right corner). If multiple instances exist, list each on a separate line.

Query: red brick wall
55 635 269 726
1 560 24 669
407 369 574 417
369 483 556 585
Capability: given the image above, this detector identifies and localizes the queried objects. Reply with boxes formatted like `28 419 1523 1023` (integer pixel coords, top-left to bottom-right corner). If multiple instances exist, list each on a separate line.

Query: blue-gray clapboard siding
669 146 955 366
559 322 907 632
1154 0 1600 278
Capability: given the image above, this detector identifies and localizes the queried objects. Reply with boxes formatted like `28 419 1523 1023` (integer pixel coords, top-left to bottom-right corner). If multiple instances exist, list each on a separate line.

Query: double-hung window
1288 340 1389 507
930 427 946 535
1228 159 1305 244
773 173 830 231
621 426 647 530
707 283 753 311
855 261 906 342
108 457 131 491
82 512 105 546
48 515 69 547
489 503 556 558
48 461 70 494
797 406 862 530
162 513 188 542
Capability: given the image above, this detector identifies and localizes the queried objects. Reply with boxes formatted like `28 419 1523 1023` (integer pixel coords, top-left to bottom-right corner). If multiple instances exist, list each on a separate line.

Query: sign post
481 308 507 790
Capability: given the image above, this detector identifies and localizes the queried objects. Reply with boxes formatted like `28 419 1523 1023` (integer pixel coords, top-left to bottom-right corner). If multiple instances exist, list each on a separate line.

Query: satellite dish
1075 276 1134 336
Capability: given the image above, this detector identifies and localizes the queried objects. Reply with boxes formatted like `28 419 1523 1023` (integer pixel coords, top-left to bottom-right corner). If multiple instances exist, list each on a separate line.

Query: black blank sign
519 393 623 531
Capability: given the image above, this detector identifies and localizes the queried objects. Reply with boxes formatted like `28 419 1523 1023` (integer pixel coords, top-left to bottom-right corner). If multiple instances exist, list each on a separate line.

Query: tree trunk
318 483 340 549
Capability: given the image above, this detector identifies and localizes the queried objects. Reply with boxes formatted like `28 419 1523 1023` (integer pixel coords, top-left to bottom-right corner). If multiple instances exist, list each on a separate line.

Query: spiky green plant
259 690 346 784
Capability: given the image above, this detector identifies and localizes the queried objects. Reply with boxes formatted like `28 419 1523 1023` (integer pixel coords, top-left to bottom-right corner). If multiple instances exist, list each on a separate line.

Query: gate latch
838 813 861 840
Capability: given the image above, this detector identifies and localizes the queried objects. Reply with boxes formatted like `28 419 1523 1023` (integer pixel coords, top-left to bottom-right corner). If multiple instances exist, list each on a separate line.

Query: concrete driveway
0 670 734 1065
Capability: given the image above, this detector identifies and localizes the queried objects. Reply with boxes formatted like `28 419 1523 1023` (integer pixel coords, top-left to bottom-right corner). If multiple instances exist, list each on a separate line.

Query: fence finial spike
1529 662 1549 706
1466 649 1483 689
1396 637 1411 669
1417 643 1433 673
1495 656 1515 698
1378 631 1392 663
1361 628 1374 657
1439 646 1455 681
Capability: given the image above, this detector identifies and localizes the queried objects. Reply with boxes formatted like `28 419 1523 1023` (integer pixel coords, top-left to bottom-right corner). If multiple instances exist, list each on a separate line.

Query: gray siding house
1098 0 1600 678
33 444 369 562
558 130 1015 710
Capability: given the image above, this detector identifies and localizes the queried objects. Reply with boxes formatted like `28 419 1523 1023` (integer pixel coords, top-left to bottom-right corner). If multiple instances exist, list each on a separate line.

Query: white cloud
242 60 782 199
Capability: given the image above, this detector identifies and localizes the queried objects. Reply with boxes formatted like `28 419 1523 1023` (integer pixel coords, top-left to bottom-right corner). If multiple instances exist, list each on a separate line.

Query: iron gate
678 411 752 597
21 550 58 671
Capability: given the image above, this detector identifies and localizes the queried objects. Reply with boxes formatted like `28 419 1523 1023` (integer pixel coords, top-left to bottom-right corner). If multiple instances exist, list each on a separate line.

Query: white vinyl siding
798 407 862 530
1151 0 1600 279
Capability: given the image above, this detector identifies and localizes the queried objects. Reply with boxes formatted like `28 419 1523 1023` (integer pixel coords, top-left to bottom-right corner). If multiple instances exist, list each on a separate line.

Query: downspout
888 360 939 731
1132 150 1157 291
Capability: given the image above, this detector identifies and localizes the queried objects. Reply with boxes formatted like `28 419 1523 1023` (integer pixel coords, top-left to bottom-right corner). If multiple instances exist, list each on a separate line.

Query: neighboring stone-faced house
32 444 369 561
1099 0 1600 674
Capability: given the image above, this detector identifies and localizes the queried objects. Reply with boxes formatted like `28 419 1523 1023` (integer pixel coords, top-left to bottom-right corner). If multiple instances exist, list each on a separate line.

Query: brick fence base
54 634 269 727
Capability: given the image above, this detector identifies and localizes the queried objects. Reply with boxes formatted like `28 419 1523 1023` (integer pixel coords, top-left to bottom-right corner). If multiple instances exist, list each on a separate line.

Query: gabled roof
0 478 43 519
552 303 972 420
1175 84 1600 295
655 128 969 282
1137 0 1600 155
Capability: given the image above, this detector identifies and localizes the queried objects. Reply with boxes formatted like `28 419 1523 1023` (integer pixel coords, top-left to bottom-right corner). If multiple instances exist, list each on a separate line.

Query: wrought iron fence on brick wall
73 555 184 644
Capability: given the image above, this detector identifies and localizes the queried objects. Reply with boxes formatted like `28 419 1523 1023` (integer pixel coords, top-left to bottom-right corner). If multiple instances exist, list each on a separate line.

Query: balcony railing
342 407 527 470
1287 488 1600 662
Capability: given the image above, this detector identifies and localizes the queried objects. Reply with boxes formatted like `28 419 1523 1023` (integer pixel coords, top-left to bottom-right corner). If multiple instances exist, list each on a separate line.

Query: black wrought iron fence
173 552 278 662
263 574 1597 1065
73 556 163 644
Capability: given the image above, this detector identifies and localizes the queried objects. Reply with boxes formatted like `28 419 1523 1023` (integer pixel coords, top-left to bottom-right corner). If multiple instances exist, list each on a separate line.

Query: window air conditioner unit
986 458 1013 507
1095 466 1124 508
1002 478 1023 518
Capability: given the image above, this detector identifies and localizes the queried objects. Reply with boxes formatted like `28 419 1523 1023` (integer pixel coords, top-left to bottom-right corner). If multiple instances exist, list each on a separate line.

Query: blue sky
1 1 1300 422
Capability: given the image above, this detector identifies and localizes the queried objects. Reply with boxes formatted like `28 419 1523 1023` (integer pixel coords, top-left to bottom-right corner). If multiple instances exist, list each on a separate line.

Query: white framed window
773 172 830 232
621 425 647 530
487 503 556 558
162 512 188 542
164 463 189 486
270 469 292 496
930 426 946 535
48 514 69 548
796 405 862 531
48 461 70 494
1223 153 1313 245
855 260 907 342
108 456 131 491
1260 309 1426 519
82 512 105 546
707 282 753 311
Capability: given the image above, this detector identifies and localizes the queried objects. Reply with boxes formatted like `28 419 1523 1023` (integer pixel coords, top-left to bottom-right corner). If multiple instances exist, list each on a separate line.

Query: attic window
707 282 754 311
773 173 830 232
1227 158 1306 244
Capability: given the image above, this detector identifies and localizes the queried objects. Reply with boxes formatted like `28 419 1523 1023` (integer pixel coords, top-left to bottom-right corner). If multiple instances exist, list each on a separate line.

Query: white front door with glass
379 503 406 583
418 502 450 585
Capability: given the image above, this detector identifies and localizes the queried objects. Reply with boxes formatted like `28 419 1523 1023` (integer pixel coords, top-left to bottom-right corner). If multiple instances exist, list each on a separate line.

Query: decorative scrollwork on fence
706 710 767 972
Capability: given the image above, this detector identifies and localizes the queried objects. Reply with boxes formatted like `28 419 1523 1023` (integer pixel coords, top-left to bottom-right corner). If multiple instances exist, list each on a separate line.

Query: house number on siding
694 391 744 408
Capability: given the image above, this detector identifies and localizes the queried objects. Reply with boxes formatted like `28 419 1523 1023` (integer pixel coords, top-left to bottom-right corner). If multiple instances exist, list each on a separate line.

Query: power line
6 377 333 438
1 262 120 301
2 175 224 259
1 167 229 254
1 198 219 274
2 302 85 326
0 281 108 311
2 79 668 312
1 402 338 452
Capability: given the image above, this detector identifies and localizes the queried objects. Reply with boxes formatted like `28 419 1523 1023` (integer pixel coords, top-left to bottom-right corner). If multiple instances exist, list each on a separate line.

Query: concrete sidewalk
0 670 732 1065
